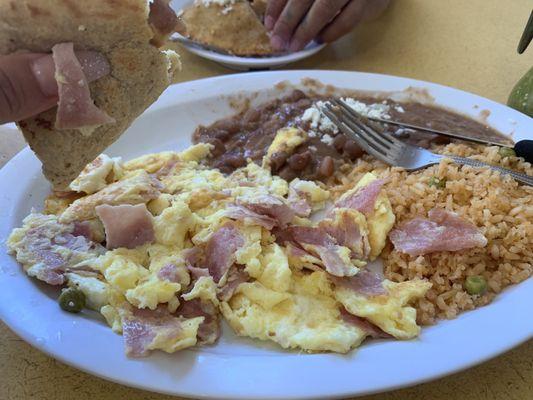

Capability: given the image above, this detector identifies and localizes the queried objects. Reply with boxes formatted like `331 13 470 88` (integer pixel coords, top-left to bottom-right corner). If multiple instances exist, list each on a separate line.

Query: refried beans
192 90 509 181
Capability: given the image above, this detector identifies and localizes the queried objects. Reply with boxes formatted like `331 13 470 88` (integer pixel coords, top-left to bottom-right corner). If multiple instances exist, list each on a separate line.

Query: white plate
171 0 326 71
0 70 532 400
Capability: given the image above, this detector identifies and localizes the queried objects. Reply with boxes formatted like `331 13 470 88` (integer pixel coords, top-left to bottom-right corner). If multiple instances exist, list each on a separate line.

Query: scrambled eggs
8 135 430 357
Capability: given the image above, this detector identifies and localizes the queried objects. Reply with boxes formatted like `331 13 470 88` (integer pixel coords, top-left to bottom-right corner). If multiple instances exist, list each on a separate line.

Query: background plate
0 70 532 400
171 0 326 71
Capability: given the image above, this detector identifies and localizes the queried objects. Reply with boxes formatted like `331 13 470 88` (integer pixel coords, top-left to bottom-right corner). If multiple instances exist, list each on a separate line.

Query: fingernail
289 40 304 52
271 35 287 51
30 55 58 97
264 15 275 31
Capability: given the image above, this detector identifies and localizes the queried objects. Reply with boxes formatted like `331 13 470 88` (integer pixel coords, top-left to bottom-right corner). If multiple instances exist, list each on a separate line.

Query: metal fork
321 99 533 186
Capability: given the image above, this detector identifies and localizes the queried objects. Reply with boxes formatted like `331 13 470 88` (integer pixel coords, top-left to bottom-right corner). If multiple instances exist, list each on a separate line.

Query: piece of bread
178 1 273 56
251 0 268 18
0 0 180 189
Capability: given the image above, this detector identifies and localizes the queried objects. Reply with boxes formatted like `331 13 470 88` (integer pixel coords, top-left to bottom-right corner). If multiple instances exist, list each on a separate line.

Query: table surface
1 0 532 399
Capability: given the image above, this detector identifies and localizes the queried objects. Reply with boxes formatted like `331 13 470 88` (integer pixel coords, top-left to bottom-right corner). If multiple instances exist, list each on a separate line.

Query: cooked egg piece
149 317 204 354
153 199 197 248
70 154 124 194
221 270 368 353
353 172 395 260
289 178 330 211
125 274 181 310
182 276 219 305
257 243 292 292
66 273 111 311
335 279 431 339
263 127 307 169
93 248 149 294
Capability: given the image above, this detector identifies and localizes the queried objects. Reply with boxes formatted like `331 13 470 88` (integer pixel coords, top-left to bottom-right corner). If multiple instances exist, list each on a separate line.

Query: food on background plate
6 86 532 358
177 0 274 56
0 0 180 189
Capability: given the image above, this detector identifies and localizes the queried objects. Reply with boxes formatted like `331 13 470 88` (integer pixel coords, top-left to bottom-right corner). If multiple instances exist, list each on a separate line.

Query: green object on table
508 66 533 117
517 11 533 54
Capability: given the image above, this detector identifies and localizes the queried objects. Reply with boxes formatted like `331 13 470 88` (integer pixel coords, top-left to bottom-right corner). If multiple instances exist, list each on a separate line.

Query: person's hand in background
265 0 390 52
0 51 108 124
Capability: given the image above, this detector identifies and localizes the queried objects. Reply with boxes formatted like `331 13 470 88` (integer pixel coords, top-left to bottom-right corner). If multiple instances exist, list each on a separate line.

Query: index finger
289 0 349 51
265 0 288 31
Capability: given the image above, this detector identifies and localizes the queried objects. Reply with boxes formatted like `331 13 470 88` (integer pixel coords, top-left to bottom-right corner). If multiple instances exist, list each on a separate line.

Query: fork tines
321 99 406 165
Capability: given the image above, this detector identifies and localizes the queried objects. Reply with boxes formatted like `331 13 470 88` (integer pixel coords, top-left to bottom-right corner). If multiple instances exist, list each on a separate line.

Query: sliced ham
217 267 249 302
389 208 488 256
177 298 220 345
157 264 181 283
237 194 295 228
15 216 103 285
319 210 370 259
149 0 178 37
71 221 93 241
224 204 277 230
181 247 210 280
332 269 387 297
284 226 355 277
52 43 115 130
95 203 154 250
340 307 391 338
182 247 202 267
75 51 112 83
187 266 210 280
335 179 385 216
122 306 185 357
205 222 244 283
287 187 312 217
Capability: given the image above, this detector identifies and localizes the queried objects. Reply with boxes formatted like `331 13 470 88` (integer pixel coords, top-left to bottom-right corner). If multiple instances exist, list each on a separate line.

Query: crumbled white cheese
301 100 339 134
307 130 318 138
308 146 318 152
341 98 391 120
221 6 233 14
394 105 405 113
300 98 391 138
321 134 334 145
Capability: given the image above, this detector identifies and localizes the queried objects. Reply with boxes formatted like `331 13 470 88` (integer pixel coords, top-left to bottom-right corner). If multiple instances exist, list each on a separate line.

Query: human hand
264 0 390 52
0 51 108 124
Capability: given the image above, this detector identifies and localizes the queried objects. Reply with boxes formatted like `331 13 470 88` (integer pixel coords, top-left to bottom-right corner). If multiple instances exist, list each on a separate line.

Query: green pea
428 176 446 189
464 275 487 295
59 288 86 313
498 147 516 158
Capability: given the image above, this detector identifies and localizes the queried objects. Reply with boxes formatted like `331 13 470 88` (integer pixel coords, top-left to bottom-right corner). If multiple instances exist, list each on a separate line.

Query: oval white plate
171 0 326 71
0 70 532 400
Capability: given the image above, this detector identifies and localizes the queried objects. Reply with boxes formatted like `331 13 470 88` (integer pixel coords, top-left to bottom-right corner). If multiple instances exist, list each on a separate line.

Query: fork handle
448 155 533 186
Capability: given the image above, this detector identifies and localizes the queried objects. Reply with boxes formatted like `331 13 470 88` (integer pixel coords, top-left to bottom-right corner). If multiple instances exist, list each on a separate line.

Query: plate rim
0 70 532 400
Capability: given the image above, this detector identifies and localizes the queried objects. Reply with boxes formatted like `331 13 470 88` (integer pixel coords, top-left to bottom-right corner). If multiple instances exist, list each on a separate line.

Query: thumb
0 53 59 124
